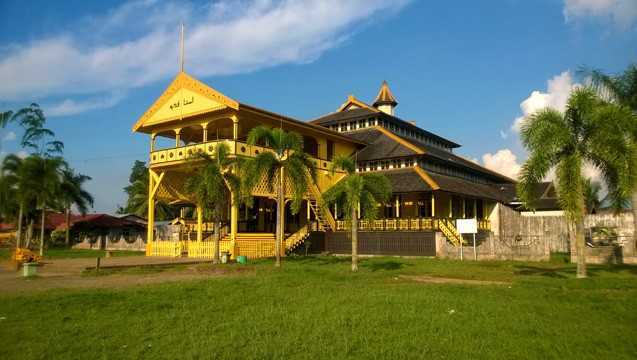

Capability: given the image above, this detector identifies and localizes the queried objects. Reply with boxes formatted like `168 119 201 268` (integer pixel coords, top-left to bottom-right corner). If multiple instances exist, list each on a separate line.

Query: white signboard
456 219 478 234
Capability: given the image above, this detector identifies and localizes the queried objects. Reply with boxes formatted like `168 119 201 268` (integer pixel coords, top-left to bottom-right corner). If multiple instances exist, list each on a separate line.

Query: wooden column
473 199 477 219
448 197 453 218
175 128 181 147
232 115 239 140
462 198 466 218
146 169 155 256
150 133 156 152
395 196 400 218
431 192 436 217
196 205 203 242
202 123 208 143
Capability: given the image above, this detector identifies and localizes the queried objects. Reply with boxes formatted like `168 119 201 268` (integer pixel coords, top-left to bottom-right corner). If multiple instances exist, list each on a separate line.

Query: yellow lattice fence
236 239 276 259
187 241 216 258
146 241 181 257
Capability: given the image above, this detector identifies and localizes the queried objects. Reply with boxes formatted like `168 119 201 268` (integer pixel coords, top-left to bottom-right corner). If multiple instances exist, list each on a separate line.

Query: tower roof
373 80 397 107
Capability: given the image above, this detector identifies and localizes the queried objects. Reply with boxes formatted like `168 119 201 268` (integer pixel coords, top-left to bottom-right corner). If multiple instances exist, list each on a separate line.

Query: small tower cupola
373 80 398 115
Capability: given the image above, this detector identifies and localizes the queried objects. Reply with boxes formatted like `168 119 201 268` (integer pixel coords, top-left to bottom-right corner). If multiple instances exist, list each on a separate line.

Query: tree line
0 104 94 256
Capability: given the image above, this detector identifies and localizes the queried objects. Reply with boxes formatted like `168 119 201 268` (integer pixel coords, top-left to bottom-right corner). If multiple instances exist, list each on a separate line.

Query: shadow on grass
514 263 637 279
362 260 409 272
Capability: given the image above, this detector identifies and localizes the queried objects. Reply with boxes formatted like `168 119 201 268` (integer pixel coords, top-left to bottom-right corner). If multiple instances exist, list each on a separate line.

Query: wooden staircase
285 223 313 253
306 178 336 231
438 219 465 247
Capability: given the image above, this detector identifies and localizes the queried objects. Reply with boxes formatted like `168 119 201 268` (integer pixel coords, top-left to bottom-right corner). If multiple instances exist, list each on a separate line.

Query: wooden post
175 128 181 147
462 198 466 219
473 199 477 219
449 197 453 218
196 205 203 242
150 133 156 152
395 196 400 218
230 190 238 257
146 169 155 256
232 115 239 140
203 126 208 143
431 192 435 217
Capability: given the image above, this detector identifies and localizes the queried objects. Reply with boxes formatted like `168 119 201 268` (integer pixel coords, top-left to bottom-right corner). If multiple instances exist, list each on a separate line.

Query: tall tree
58 168 94 246
22 155 66 256
580 64 637 243
11 103 63 157
1 154 37 248
323 155 391 272
517 88 634 278
119 160 175 220
184 143 239 263
243 126 315 267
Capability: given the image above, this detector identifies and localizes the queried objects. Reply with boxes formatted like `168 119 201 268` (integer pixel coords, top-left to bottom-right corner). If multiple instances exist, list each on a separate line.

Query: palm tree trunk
65 206 71 247
632 191 637 246
213 220 220 264
575 201 587 278
26 219 33 248
15 203 23 248
351 205 359 272
275 167 284 267
39 208 46 257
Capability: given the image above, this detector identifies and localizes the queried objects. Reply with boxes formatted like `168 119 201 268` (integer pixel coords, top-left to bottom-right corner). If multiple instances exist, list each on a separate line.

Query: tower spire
179 23 185 73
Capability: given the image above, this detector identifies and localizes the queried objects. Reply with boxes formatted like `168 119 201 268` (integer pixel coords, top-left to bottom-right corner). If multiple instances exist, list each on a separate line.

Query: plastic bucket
23 262 38 277
220 252 229 264
237 255 248 265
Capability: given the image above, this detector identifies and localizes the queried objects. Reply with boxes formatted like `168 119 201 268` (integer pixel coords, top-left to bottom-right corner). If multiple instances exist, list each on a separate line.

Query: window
326 140 334 161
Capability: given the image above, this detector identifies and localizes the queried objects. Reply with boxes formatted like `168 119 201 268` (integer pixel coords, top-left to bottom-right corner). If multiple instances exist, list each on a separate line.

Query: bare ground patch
399 274 510 286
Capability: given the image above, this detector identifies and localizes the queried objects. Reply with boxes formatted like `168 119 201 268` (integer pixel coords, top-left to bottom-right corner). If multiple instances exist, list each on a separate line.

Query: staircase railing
306 175 336 231
438 219 464 247
285 222 313 252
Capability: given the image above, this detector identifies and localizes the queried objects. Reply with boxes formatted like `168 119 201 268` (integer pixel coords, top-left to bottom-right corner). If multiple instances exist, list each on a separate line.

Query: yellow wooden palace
134 71 515 259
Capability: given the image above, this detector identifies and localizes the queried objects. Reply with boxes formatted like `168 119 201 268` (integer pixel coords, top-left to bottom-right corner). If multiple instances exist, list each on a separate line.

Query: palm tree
123 170 175 220
10 103 63 157
323 155 391 271
184 143 239 263
517 88 634 278
1 154 37 248
580 64 637 243
242 126 315 267
0 111 12 128
22 155 66 256
583 178 601 214
58 168 94 247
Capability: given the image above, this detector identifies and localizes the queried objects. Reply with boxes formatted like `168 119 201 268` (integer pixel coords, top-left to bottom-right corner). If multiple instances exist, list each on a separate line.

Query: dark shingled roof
381 168 433 193
398 133 514 184
501 182 560 210
428 173 512 202
309 107 376 125
348 128 419 160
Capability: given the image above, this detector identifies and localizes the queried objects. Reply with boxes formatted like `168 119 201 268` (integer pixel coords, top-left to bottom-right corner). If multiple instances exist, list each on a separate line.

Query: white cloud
16 150 28 159
564 0 637 28
47 92 126 117
1 131 16 142
0 0 411 114
511 71 579 132
481 149 522 179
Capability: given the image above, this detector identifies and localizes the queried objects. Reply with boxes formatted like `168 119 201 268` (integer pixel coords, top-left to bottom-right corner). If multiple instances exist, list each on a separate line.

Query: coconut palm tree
242 126 315 267
323 155 391 272
184 143 240 263
21 155 66 256
580 64 637 243
58 168 94 247
517 87 634 278
123 169 175 220
1 154 37 248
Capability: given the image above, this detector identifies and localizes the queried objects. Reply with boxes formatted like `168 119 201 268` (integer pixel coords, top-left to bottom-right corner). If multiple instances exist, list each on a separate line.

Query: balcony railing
335 218 491 232
149 139 337 172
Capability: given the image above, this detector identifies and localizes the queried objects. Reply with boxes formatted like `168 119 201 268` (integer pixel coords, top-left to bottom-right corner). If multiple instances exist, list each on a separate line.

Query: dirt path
0 257 251 295
399 275 510 286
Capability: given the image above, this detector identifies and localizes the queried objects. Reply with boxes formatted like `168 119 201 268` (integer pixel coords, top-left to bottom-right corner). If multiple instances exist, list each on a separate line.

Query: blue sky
1 0 636 213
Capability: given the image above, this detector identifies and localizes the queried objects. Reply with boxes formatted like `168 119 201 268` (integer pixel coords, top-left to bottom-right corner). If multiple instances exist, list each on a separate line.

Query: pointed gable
337 95 379 113
373 80 397 107
133 72 239 132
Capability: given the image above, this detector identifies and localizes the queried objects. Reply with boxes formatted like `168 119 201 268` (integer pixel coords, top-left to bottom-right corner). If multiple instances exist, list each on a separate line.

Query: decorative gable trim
132 72 239 132
337 95 379 113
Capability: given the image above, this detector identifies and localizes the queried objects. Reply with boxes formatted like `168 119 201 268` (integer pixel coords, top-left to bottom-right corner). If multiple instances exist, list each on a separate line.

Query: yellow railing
336 218 490 232
438 219 464 247
146 241 181 257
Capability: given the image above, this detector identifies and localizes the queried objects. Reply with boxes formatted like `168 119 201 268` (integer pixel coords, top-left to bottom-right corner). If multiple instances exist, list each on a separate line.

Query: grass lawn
0 247 144 260
1 256 636 359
